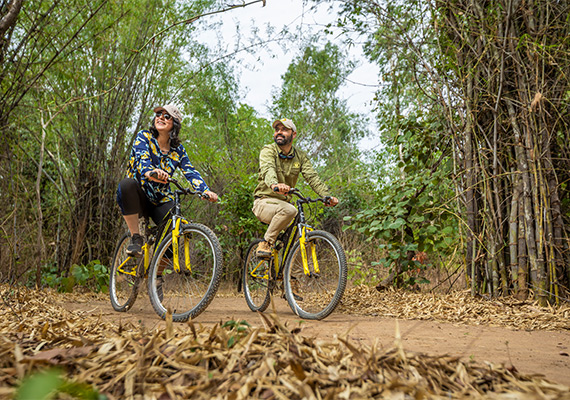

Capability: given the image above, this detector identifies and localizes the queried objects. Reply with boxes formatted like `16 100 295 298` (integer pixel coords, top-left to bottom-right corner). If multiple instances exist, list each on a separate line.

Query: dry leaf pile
337 286 570 331
1 286 570 399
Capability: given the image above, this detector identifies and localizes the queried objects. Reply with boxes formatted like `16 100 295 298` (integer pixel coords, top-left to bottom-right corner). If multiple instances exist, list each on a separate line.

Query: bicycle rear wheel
109 232 143 312
243 239 272 312
283 230 347 320
147 223 223 322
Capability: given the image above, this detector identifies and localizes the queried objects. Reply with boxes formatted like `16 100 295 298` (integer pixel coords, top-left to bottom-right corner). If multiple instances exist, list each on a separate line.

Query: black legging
116 178 173 226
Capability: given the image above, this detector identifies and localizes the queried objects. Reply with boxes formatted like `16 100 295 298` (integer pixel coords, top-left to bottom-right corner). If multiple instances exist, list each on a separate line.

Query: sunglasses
278 151 294 159
155 111 172 120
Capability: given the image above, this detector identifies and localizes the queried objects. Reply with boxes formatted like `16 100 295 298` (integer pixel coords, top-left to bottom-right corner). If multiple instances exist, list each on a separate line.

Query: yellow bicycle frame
298 226 319 275
251 260 270 280
117 242 150 277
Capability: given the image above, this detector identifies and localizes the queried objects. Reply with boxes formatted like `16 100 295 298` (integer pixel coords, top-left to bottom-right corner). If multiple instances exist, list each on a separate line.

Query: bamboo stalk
509 173 520 292
506 99 539 294
517 196 528 299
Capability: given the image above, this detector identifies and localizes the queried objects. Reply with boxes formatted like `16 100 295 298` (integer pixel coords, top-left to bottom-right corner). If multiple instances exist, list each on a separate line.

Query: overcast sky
196 0 380 130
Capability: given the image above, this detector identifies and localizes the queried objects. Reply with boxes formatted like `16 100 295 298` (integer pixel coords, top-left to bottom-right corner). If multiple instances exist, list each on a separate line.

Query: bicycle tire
147 223 223 322
283 230 347 320
109 232 143 312
243 239 272 312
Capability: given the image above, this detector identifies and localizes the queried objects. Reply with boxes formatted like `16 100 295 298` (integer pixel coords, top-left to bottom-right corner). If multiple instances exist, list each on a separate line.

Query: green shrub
70 260 109 293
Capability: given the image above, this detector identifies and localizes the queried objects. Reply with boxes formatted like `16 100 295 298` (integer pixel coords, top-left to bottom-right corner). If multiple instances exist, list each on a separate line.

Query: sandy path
61 293 570 387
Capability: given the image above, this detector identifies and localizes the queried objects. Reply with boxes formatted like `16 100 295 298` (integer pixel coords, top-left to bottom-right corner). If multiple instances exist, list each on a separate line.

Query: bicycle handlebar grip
149 171 174 184
273 186 295 194
323 196 332 205
201 192 210 200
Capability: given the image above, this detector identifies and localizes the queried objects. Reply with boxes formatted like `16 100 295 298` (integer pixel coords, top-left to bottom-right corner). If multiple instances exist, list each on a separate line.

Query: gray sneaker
126 233 144 256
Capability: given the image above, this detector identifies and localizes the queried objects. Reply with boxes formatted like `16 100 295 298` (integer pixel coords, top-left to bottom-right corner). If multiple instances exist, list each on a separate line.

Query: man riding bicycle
252 118 339 258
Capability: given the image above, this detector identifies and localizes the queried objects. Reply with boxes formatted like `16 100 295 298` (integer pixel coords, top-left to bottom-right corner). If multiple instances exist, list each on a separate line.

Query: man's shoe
127 233 144 256
256 240 273 259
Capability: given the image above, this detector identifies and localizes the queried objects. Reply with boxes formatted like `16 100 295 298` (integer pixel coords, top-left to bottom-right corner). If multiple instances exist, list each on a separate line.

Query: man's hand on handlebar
146 169 168 184
325 196 339 207
271 183 291 195
203 190 218 203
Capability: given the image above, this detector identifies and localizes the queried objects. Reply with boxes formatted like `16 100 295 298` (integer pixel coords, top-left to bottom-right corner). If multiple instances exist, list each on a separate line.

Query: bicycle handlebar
149 172 210 200
273 186 332 205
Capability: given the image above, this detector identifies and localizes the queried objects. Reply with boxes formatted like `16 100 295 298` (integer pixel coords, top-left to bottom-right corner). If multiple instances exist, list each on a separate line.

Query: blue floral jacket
127 130 209 205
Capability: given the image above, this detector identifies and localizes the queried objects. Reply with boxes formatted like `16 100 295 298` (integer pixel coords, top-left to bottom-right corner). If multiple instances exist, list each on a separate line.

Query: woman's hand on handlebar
202 190 218 203
146 169 169 184
271 183 291 195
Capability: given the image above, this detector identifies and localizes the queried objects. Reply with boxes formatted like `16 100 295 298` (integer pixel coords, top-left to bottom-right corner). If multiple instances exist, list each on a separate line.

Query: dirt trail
61 292 570 387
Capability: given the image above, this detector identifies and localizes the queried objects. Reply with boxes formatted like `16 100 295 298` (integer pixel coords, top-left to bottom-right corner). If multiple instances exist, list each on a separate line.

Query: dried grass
337 286 570 331
1 285 569 399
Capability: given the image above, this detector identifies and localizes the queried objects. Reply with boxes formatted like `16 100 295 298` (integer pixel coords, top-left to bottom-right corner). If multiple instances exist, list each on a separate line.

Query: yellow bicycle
109 177 222 322
243 189 347 320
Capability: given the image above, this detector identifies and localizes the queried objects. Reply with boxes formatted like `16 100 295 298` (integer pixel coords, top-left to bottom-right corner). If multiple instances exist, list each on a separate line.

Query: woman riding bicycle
116 104 218 256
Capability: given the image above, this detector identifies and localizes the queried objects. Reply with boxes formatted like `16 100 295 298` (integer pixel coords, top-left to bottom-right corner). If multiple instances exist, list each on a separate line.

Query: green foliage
30 260 108 293
215 172 265 280
16 368 102 400
222 319 250 348
34 263 64 289
344 113 457 288
71 261 109 293
331 1 460 288
346 249 379 286
217 174 262 248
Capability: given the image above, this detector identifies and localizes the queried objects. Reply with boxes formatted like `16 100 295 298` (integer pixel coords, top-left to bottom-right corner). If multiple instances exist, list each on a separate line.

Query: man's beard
274 134 292 146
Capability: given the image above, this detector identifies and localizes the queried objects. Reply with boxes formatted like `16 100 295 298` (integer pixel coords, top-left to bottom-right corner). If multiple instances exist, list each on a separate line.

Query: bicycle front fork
299 226 319 275
172 218 192 274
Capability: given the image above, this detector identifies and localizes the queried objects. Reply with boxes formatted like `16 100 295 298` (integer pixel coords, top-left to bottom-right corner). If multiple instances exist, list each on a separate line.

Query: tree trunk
34 114 48 287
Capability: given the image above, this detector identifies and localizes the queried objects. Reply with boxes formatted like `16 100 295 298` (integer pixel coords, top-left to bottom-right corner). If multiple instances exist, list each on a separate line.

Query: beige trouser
252 197 298 245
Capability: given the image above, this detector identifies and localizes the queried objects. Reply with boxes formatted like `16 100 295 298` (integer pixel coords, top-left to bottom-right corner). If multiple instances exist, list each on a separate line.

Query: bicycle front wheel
147 223 223 322
283 230 347 320
109 232 143 312
243 239 271 312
